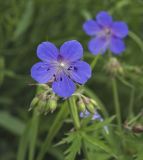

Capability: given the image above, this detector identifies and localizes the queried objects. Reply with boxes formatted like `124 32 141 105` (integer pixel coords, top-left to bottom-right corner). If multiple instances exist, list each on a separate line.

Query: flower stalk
68 96 90 160
112 78 122 131
68 96 80 130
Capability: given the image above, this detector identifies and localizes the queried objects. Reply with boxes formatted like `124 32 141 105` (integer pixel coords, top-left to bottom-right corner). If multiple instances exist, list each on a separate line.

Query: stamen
60 62 65 67
104 28 112 36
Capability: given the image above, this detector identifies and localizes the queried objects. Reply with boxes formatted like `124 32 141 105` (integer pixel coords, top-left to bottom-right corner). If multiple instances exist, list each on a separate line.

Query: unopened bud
78 100 86 112
44 102 50 115
86 103 95 114
90 99 97 106
105 57 123 76
35 100 47 115
89 98 101 110
29 97 39 111
49 99 57 112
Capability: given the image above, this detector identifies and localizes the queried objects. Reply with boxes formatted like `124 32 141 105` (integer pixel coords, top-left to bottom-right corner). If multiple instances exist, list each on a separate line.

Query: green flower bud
48 99 57 112
86 103 95 114
29 97 39 111
35 100 47 115
105 57 123 76
78 100 86 112
90 99 100 110
90 99 97 106
44 102 50 115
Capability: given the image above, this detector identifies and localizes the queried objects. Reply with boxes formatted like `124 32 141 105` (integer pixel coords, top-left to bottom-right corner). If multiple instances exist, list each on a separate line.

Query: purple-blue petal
112 21 128 38
96 11 112 27
110 37 125 54
92 112 102 120
60 40 83 62
80 110 90 118
52 74 76 97
88 37 108 55
69 61 91 84
37 42 59 62
83 20 102 36
31 62 55 83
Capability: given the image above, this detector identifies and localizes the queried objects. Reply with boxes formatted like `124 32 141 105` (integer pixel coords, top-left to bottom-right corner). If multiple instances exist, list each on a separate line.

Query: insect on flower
83 11 128 55
31 40 91 97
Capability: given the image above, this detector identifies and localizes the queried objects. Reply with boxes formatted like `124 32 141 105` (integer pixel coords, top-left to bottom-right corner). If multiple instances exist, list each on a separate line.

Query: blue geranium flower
83 11 128 55
31 40 91 98
80 110 109 133
80 110 102 120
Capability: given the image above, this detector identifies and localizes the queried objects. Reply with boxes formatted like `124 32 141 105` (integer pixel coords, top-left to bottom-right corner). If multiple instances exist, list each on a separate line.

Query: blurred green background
0 0 143 160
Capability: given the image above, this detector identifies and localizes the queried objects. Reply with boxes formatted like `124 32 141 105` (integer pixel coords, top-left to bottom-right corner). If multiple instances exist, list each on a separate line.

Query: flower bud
78 100 86 112
105 57 123 76
48 98 57 113
86 103 95 114
43 102 50 115
35 100 47 115
89 98 101 110
29 97 39 111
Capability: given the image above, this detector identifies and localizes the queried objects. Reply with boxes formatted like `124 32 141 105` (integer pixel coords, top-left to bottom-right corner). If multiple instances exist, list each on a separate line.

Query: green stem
91 54 100 70
129 31 143 53
68 97 90 160
128 112 142 125
17 122 31 160
68 97 80 130
112 78 122 131
82 140 90 160
28 111 39 160
128 88 135 118
36 102 68 160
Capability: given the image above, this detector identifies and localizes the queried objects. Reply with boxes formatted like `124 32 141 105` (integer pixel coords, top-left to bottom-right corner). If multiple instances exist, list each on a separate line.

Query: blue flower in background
83 11 128 55
80 110 102 120
31 40 91 97
80 110 109 133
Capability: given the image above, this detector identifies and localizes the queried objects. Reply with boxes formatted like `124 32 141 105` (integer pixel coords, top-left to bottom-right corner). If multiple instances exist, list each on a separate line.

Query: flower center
104 28 113 40
104 27 111 36
56 60 69 75
59 62 65 67
97 27 112 40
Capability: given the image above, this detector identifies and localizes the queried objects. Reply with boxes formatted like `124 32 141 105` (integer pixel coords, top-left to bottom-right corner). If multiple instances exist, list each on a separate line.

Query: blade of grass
0 111 25 135
17 122 31 160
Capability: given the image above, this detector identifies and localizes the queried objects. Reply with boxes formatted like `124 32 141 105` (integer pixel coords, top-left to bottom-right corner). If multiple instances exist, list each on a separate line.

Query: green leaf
0 111 25 135
82 133 117 158
83 116 115 132
13 0 34 40
129 31 143 53
17 122 31 160
81 10 92 20
0 56 5 86
57 131 82 160
47 146 64 160
17 112 39 160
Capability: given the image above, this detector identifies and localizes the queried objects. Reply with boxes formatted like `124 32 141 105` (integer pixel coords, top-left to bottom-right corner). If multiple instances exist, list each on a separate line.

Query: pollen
60 62 65 67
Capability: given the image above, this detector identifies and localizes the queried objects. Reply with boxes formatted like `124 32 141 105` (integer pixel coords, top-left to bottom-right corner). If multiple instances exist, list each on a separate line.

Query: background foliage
0 0 143 160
